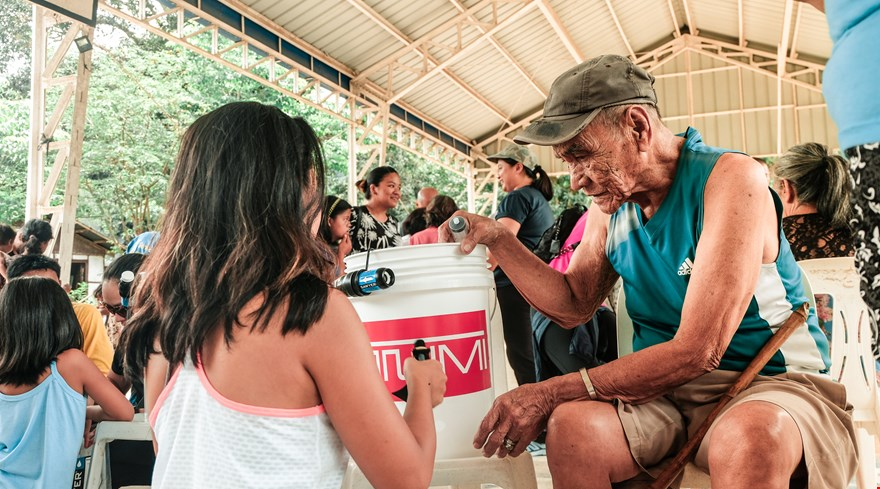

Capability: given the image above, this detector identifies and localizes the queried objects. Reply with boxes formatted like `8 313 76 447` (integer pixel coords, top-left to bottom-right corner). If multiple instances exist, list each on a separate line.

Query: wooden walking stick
649 302 810 489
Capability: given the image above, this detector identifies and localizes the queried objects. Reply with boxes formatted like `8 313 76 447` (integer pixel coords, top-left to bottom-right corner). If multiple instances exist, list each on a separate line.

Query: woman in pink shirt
410 195 459 245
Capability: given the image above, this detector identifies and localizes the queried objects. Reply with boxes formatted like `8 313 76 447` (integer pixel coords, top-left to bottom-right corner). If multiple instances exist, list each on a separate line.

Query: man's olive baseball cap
513 54 657 146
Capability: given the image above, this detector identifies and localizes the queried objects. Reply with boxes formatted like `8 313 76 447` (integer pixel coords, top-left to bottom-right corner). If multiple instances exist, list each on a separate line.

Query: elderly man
444 54 856 488
416 186 439 208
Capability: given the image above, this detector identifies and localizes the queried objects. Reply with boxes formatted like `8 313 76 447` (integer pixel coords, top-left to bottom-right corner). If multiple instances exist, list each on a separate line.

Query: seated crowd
0 51 868 489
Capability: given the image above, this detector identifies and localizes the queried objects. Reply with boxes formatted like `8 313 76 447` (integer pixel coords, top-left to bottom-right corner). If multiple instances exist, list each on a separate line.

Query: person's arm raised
441 210 618 327
305 290 445 489
57 349 134 422
589 153 775 404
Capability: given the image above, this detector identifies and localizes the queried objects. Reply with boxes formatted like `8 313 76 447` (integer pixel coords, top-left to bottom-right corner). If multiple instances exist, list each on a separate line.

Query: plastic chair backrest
797 257 877 417
86 414 152 489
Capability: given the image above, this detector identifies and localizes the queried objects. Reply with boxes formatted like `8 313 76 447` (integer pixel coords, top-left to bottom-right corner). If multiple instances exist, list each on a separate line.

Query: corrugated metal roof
224 0 835 159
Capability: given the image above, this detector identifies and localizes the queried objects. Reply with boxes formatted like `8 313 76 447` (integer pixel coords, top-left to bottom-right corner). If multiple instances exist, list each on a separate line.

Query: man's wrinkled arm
493 208 619 328
587 154 773 404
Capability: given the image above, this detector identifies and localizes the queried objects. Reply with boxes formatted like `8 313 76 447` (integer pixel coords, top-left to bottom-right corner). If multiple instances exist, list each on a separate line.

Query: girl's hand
403 357 446 407
338 233 353 257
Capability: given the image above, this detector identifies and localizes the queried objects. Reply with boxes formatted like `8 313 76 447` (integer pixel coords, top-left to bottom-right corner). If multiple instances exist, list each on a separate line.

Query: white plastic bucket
344 243 496 459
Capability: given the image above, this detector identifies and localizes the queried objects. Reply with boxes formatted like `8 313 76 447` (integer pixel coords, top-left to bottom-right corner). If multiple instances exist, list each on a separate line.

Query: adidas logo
677 257 694 276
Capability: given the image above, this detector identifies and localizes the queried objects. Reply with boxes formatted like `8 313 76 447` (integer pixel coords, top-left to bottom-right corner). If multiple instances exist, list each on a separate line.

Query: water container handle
488 286 498 321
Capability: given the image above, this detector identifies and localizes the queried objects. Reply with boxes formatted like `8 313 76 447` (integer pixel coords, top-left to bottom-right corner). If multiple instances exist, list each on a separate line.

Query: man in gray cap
443 54 855 487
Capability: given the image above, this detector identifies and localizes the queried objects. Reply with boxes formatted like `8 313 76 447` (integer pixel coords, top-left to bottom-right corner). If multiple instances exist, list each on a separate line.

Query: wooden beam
685 49 694 127
348 0 512 122
354 0 497 82
662 102 826 122
605 0 635 59
738 0 744 46
681 0 697 35
654 65 736 79
386 2 537 105
27 4 47 220
789 2 803 58
666 0 681 38
686 35 823 94
537 0 583 63
777 0 794 156
447 0 546 97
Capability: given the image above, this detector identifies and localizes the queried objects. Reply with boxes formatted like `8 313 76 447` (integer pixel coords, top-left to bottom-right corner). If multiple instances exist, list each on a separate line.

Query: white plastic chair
341 295 538 489
85 413 153 489
798 257 879 489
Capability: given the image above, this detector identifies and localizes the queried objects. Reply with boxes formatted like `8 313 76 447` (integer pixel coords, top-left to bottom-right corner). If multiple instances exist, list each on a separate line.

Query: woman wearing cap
349 166 403 252
775 142 854 261
488 144 554 386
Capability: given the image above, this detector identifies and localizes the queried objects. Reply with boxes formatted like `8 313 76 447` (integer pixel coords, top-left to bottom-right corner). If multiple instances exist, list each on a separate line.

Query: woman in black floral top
349 166 403 252
775 142 854 261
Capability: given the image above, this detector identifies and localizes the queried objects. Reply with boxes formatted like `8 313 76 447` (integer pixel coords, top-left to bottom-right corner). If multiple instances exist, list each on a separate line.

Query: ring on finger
502 438 517 451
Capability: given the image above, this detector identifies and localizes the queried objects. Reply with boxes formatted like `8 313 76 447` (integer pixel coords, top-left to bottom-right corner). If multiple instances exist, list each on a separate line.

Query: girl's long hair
0 277 83 386
124 102 333 373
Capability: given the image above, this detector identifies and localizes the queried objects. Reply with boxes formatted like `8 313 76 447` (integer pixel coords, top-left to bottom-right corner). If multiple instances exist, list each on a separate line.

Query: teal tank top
606 128 829 375
0 360 87 487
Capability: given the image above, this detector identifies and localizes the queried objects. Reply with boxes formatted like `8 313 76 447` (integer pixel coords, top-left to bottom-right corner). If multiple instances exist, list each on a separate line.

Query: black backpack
533 204 587 263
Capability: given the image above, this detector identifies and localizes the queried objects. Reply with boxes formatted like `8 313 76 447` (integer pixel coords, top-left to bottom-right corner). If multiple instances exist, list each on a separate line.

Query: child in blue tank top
0 277 134 488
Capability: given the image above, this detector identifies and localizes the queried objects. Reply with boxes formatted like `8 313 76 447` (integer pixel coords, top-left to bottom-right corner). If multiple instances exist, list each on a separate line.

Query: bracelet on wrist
579 367 598 401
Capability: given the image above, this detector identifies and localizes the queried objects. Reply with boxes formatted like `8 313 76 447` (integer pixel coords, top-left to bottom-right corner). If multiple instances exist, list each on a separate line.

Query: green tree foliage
0 0 32 99
0 99 29 225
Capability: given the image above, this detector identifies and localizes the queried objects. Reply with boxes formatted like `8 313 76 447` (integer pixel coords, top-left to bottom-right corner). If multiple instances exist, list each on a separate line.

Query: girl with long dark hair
124 102 445 488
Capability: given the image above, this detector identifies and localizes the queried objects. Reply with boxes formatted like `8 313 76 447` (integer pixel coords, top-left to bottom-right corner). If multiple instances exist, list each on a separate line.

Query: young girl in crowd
320 195 353 275
0 277 134 487
124 102 445 488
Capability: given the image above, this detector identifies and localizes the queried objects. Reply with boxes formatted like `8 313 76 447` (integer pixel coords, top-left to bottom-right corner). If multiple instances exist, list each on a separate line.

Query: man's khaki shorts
616 370 858 488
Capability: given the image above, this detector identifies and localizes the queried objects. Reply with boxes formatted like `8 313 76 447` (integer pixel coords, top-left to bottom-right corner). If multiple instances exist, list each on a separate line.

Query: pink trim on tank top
149 366 181 428
195 357 325 418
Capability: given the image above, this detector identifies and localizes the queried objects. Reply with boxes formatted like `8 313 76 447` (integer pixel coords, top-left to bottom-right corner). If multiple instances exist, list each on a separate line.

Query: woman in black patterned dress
349 166 403 253
775 142 854 261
